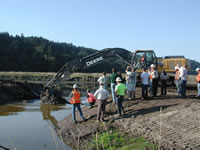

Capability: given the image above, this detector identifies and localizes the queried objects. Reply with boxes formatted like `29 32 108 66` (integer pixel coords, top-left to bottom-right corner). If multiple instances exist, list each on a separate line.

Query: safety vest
196 73 200 83
70 90 81 104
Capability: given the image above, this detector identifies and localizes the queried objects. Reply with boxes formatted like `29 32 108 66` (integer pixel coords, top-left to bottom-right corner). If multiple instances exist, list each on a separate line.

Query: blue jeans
111 83 117 102
116 96 124 115
179 80 187 96
198 83 200 96
142 84 149 98
175 80 180 94
72 103 85 122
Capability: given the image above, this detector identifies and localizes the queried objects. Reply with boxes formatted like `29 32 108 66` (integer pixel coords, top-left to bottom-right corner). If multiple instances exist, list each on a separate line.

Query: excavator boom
41 48 133 104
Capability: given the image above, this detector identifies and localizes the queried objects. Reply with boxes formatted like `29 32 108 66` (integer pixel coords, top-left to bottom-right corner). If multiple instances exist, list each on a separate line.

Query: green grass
88 130 157 150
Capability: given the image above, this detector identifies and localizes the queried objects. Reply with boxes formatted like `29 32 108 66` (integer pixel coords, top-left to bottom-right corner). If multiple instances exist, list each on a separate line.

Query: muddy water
0 97 87 150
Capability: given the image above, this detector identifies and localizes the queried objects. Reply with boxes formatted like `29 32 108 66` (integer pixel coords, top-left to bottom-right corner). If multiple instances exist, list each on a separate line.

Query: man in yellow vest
69 84 85 124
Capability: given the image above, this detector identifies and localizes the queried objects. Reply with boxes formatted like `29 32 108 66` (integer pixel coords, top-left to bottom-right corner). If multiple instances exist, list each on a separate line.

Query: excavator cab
132 50 157 71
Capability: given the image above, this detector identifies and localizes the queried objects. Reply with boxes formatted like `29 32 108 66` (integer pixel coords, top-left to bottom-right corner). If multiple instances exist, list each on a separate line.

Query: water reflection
40 104 66 129
0 105 25 116
0 100 72 150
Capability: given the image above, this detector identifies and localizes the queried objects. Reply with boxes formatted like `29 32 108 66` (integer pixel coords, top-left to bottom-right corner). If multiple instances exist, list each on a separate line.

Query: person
148 68 153 96
115 77 126 116
125 66 137 100
97 72 108 89
140 55 145 68
179 65 188 97
151 64 159 97
175 66 180 94
141 68 149 100
135 55 145 69
69 84 85 124
110 68 118 103
86 89 96 108
195 68 200 98
94 82 110 122
160 70 168 95
117 71 125 83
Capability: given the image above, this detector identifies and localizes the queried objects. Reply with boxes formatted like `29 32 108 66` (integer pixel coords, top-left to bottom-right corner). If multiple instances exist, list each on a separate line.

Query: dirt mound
0 80 42 105
58 88 200 149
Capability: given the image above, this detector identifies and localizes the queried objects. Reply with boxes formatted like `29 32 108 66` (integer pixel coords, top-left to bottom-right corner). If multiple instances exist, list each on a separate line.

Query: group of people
69 64 200 124
68 75 126 124
175 64 200 98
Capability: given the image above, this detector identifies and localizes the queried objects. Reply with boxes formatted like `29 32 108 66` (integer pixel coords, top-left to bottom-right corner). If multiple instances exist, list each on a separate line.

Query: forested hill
0 32 199 73
0 32 101 72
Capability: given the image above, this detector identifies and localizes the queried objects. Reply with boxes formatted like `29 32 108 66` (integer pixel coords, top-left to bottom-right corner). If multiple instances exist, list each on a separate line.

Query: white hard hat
150 64 155 68
116 77 122 82
73 84 78 88
196 68 200 72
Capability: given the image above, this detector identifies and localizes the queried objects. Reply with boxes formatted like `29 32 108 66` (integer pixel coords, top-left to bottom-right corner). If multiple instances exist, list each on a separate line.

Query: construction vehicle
132 50 190 85
40 48 133 104
40 48 189 104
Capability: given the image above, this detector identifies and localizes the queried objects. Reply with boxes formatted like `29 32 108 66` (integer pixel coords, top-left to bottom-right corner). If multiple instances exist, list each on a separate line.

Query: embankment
58 88 200 150
0 80 42 105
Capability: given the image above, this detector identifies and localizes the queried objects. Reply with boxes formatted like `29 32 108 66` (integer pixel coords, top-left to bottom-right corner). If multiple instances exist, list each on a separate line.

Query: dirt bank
58 88 200 150
0 80 42 105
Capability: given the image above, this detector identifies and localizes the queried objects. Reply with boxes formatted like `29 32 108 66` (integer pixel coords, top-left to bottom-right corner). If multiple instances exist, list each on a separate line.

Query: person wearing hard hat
69 84 85 124
115 77 126 116
196 68 200 98
179 65 188 97
174 66 180 94
150 64 159 97
94 81 110 122
148 68 153 96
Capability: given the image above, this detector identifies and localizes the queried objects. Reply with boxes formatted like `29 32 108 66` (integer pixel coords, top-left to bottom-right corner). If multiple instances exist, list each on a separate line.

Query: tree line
0 32 199 73
0 32 126 73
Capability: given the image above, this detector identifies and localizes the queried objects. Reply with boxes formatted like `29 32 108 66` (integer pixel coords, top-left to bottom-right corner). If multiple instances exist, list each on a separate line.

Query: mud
0 80 42 105
58 87 200 150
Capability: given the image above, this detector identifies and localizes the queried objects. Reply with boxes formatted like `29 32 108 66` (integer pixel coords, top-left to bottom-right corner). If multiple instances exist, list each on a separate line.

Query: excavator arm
45 48 132 88
41 48 133 104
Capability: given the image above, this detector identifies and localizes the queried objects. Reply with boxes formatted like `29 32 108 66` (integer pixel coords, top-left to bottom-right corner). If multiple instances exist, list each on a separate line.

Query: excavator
40 48 133 104
40 48 189 104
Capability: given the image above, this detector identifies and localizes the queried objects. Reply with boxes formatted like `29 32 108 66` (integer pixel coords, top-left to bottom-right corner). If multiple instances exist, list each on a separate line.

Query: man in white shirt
97 72 108 89
179 65 188 97
141 68 150 99
94 82 110 122
125 66 137 100
151 64 159 97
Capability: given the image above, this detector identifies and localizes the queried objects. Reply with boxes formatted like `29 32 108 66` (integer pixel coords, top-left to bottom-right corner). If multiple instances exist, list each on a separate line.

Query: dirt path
58 88 200 150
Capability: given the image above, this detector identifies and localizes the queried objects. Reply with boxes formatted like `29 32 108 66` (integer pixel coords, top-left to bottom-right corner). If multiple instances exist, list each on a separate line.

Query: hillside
0 32 199 73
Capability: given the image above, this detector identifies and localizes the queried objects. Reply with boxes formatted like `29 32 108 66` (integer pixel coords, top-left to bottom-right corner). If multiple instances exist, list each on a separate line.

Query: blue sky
0 0 200 61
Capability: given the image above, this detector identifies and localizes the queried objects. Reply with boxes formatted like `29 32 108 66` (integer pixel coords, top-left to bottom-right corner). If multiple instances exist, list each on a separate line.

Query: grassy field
0 71 197 87
89 130 157 150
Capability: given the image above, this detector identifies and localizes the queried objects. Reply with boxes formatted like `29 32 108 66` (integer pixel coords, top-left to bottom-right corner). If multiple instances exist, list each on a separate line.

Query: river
0 97 87 150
